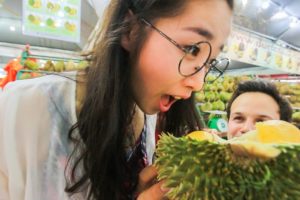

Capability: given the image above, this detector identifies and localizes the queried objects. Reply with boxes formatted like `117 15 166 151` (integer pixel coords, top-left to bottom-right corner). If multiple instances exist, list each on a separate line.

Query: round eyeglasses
141 18 230 83
204 58 230 83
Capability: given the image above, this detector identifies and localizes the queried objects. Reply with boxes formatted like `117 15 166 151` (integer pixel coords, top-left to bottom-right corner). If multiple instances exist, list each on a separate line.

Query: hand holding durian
155 120 300 200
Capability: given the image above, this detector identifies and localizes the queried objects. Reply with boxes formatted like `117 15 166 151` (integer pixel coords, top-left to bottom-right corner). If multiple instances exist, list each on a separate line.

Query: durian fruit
46 18 55 28
65 22 76 32
43 60 55 71
24 59 39 70
77 60 89 70
292 112 300 123
54 61 65 72
155 120 300 200
65 60 77 71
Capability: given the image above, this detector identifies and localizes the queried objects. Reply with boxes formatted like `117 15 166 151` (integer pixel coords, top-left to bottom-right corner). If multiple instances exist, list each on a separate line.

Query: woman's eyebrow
183 26 214 40
183 26 224 50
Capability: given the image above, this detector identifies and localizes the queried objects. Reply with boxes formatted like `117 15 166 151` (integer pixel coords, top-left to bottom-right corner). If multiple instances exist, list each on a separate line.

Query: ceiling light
289 17 299 28
262 1 270 9
9 26 16 32
0 3 3 8
242 0 248 7
271 9 288 20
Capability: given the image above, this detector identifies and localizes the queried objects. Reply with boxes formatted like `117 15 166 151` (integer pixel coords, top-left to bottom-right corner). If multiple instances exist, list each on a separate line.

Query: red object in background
258 74 289 79
0 58 23 89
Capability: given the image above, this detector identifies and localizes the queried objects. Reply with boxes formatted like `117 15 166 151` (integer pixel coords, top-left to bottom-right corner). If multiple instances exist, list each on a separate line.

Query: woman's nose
182 70 206 92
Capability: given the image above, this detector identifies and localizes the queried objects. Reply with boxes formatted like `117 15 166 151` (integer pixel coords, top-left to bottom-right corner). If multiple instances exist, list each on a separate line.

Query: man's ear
121 10 136 51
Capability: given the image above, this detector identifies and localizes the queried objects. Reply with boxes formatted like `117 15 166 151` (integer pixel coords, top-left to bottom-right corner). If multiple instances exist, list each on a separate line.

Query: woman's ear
121 10 136 51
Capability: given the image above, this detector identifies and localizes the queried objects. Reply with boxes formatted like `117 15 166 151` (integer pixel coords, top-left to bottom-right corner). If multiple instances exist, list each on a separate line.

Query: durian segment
230 130 258 142
187 131 226 143
186 131 212 141
229 141 281 159
228 131 280 159
155 133 300 200
256 120 300 144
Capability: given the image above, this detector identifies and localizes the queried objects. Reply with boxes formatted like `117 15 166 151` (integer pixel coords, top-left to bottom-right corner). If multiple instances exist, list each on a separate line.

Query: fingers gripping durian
155 120 300 200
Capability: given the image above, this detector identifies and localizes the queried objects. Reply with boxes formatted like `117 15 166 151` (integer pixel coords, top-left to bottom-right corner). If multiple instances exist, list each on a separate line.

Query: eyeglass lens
179 42 211 76
205 58 230 82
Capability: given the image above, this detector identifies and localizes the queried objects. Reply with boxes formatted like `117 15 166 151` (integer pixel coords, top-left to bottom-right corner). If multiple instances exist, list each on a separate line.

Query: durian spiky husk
155 122 300 200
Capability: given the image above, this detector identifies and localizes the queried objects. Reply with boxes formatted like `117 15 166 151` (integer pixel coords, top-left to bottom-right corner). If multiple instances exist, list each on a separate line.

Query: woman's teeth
173 96 182 100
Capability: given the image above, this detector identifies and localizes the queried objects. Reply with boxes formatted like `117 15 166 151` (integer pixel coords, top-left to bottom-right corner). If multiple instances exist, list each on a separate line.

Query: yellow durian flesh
229 141 281 159
256 120 300 144
186 130 226 143
230 130 258 142
227 120 300 159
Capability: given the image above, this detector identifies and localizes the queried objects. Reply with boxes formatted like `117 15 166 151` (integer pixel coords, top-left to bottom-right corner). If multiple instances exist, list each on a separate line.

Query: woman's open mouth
159 95 181 112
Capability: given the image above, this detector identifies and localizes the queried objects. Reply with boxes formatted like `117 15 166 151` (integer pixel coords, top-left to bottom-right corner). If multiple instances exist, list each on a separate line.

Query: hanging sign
220 28 300 75
22 0 81 43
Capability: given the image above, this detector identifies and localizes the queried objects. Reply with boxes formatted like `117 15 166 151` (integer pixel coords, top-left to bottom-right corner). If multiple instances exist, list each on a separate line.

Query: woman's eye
184 45 200 56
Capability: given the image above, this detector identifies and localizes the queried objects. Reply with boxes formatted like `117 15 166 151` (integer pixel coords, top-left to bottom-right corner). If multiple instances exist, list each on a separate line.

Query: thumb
137 181 169 200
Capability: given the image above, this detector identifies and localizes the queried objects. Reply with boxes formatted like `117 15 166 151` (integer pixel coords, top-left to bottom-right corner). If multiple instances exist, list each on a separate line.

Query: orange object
0 58 23 89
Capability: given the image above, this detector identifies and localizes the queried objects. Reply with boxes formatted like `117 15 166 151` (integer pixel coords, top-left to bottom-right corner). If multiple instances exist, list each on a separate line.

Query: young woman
227 80 293 139
0 0 234 199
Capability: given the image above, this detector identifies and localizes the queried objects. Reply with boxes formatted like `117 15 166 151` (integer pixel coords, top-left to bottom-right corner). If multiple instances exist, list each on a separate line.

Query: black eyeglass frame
204 58 230 83
141 18 230 82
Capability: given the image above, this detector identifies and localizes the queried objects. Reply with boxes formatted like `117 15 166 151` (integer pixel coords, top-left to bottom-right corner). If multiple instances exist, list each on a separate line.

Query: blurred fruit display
196 75 250 113
28 0 42 8
47 2 61 13
17 58 89 80
195 75 300 128
276 82 300 128
24 0 81 43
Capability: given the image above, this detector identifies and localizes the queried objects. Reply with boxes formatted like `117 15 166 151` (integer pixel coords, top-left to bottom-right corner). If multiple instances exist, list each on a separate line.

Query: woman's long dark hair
65 0 234 199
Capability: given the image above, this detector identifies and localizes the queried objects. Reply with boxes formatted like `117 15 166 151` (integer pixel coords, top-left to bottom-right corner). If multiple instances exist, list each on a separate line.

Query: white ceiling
86 0 300 52
1 0 299 52
234 0 300 51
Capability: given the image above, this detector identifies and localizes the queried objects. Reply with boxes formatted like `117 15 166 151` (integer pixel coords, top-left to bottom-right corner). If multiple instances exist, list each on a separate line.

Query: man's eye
184 45 200 56
233 116 244 122
256 119 265 123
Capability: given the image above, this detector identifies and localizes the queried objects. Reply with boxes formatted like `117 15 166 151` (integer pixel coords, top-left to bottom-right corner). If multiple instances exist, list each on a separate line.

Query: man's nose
240 120 255 134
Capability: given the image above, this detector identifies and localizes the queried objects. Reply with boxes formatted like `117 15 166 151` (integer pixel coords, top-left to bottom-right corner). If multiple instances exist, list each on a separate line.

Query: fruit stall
195 74 300 131
0 0 300 199
0 48 88 89
17 54 89 80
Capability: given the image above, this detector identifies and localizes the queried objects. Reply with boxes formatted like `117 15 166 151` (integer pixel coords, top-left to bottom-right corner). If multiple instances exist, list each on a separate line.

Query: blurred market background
0 0 299 128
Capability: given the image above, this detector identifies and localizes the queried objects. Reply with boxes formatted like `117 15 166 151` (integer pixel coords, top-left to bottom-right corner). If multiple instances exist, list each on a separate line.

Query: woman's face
227 92 280 139
130 0 232 114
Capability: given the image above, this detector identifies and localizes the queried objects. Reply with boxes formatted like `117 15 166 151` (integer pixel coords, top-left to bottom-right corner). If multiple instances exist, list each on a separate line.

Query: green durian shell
155 133 300 200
